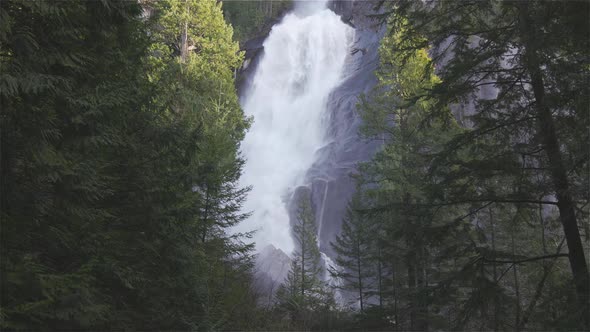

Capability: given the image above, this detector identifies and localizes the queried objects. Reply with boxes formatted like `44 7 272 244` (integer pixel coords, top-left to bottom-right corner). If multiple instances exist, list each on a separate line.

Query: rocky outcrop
236 35 265 97
302 0 385 257
253 244 291 305
235 5 293 97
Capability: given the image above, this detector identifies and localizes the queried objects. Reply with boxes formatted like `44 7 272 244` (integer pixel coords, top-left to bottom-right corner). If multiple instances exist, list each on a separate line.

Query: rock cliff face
253 244 291 304
303 0 384 258
240 0 385 288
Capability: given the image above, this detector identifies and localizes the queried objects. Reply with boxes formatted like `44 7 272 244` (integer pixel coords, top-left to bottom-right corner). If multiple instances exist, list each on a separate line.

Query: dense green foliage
330 195 377 314
273 194 340 331
222 0 291 43
1 0 257 329
330 1 589 330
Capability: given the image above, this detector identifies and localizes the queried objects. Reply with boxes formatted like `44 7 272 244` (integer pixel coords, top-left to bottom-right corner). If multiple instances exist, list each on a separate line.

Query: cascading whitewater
236 2 353 254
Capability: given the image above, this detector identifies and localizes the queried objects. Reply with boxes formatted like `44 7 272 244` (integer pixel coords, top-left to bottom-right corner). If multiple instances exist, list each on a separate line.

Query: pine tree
379 1 590 328
1 0 257 329
1 1 150 328
331 196 375 314
222 0 291 43
355 1 590 330
130 0 254 328
276 193 325 329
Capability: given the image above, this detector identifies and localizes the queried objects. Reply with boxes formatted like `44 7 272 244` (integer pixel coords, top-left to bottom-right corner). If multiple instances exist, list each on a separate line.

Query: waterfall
236 1 353 255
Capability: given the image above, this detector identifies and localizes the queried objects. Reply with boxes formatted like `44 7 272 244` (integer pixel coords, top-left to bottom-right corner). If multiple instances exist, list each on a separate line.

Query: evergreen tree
331 196 375 313
1 0 257 329
378 1 590 328
276 194 326 329
357 20 464 329
1 1 150 328
352 1 589 330
222 0 292 43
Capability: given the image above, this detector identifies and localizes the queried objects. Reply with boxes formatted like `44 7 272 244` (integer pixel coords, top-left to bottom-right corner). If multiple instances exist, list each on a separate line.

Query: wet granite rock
253 244 291 305
277 0 386 259
302 0 385 258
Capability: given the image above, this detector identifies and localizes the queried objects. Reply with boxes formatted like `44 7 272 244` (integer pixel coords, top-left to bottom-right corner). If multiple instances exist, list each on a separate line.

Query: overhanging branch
483 253 569 265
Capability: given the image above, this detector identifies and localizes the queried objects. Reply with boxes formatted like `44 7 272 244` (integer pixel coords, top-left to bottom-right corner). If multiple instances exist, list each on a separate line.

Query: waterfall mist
236 2 353 254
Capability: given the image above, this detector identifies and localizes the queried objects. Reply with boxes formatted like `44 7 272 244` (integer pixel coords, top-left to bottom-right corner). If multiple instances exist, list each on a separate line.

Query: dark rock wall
301 0 385 258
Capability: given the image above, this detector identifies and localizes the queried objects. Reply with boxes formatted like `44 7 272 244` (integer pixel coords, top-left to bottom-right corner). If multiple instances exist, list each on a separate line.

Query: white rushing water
236 1 353 254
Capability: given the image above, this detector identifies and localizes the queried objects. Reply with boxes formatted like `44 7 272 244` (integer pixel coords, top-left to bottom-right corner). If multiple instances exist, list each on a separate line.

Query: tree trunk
180 1 189 63
201 187 210 243
519 238 565 330
416 232 428 331
392 262 399 331
518 3 589 324
377 243 384 309
301 236 305 298
357 238 364 313
511 231 521 331
490 208 499 331
408 250 417 331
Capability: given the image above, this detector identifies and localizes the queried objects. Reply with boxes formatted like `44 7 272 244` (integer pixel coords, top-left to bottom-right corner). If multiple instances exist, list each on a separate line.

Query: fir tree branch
482 253 569 265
